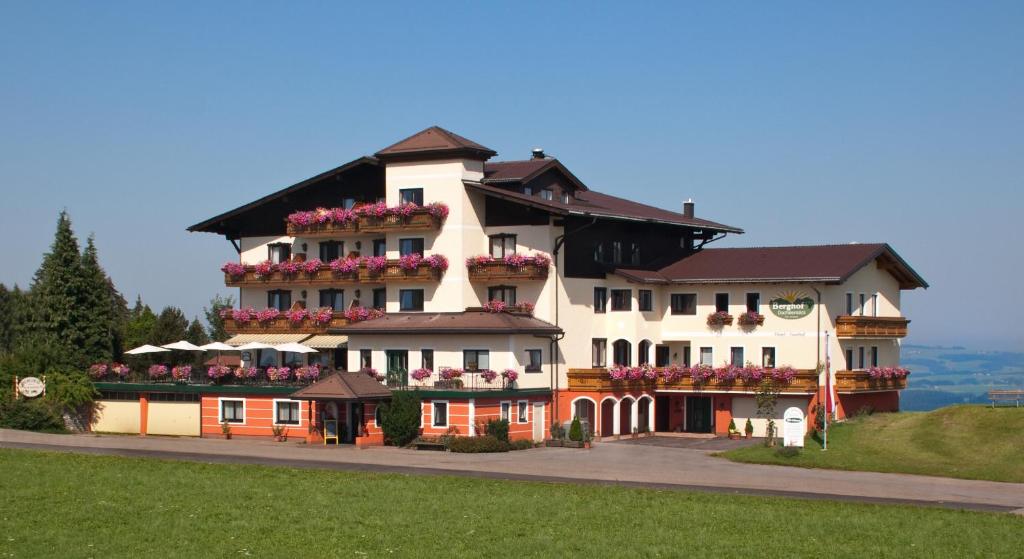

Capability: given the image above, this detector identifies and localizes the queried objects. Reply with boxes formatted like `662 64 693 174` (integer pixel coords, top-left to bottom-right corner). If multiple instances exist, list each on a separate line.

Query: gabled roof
289 372 392 401
614 243 928 289
465 181 743 233
483 158 589 191
331 311 562 335
375 126 497 162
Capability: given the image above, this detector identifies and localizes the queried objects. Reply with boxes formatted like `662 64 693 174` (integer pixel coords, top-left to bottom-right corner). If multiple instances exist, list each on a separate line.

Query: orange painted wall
712 395 733 435
837 391 900 418
419 396 550 441
200 394 311 439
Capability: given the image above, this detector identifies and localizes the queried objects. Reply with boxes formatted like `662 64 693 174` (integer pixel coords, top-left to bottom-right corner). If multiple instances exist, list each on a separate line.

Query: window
540 189 553 201
399 188 424 206
715 293 729 313
699 347 713 366
399 238 424 257
746 293 760 313
267 290 291 311
342 197 356 210
500 402 511 421
523 186 533 196
488 234 516 258
612 241 622 263
671 293 697 315
399 289 424 311
593 287 607 313
845 348 854 371
871 346 879 367
612 340 631 367
463 350 490 371
638 290 653 312
730 347 744 366
593 242 605 263
372 238 387 257
681 346 692 367
220 399 244 423
858 346 865 369
421 349 434 371
655 345 670 367
319 241 343 262
432 401 448 427
872 294 879 317
274 400 300 425
372 288 386 309
845 293 854 315
258 349 277 368
762 347 776 368
859 294 866 316
592 339 607 368
638 340 652 366
268 243 291 264
561 192 570 204
360 349 372 369
373 405 382 427
487 285 517 304
629 242 640 265
526 349 542 372
518 401 529 423
611 289 631 311
319 289 344 311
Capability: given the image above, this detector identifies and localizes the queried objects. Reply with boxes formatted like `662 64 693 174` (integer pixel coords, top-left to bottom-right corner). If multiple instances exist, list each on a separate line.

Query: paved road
3 429 1023 514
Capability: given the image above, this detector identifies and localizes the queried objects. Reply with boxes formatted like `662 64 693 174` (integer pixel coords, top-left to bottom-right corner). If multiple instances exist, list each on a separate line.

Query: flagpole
823 330 829 451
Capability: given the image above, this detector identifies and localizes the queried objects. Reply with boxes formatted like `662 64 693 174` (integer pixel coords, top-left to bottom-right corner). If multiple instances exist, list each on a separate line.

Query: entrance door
334 346 348 371
532 402 545 441
685 396 713 433
655 395 670 432
385 350 408 387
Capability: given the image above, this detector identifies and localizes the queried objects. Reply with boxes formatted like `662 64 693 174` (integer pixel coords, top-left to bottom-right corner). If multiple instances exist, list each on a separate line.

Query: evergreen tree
7 286 30 355
203 294 235 342
152 306 188 345
79 235 116 364
124 296 157 350
186 317 210 347
25 211 87 368
108 279 129 360
0 284 11 354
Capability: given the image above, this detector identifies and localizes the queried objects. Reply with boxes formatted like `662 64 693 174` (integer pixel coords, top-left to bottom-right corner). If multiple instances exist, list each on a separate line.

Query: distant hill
899 345 1024 410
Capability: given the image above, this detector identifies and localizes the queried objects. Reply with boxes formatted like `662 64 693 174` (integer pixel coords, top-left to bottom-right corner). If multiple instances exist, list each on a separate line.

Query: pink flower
171 365 191 382
221 262 246 277
501 369 519 383
302 258 323 275
398 252 423 271
738 311 764 326
285 308 309 323
148 364 168 379
267 366 291 382
88 363 108 379
278 260 301 276
531 254 551 268
232 308 256 323
287 210 316 227
362 255 388 274
313 207 332 224
207 365 231 380
482 299 506 313
503 253 528 268
465 255 494 269
253 260 275 278
661 365 686 382
706 311 733 327
233 366 258 379
427 202 449 221
626 367 644 381
111 363 130 377
690 364 714 384
390 203 418 219
424 254 448 271
332 207 357 224
256 308 280 323
310 307 334 325
343 307 384 323
411 368 432 382
359 201 389 218
479 369 498 383
608 366 629 381
440 367 463 380
330 257 360 275
295 364 321 381
771 366 798 384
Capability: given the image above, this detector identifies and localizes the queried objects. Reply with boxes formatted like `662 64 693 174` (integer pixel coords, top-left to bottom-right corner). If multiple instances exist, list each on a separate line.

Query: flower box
358 210 440 233
466 254 550 281
706 311 734 327
360 259 445 282
737 312 765 327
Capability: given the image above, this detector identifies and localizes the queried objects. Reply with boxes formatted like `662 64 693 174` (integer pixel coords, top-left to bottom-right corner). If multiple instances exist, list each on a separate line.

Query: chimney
531 148 545 159
683 198 695 218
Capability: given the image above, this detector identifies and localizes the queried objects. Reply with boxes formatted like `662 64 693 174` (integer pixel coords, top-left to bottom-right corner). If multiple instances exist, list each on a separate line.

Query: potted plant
272 424 286 442
727 419 741 440
221 421 232 440
546 422 565 447
631 426 638 440
744 418 754 439
583 429 592 449
568 417 583 448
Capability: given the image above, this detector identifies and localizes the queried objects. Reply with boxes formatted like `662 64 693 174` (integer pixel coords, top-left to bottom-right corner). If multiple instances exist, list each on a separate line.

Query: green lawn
1 449 1021 557
721 405 1024 483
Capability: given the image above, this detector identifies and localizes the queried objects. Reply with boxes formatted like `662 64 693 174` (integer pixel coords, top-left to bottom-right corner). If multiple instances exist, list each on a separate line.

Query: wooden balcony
360 261 444 283
835 316 909 338
223 313 352 335
567 368 819 394
467 261 549 282
358 210 441 233
835 370 908 392
285 221 359 239
224 268 361 288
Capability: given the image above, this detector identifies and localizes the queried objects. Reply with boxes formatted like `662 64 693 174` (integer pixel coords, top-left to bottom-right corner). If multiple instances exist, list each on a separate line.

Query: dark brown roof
375 126 497 162
331 312 562 335
483 158 589 191
614 244 928 289
289 372 392 401
466 181 742 233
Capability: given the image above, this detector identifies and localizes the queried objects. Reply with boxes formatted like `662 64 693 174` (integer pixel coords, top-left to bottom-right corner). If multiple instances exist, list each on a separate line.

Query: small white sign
18 377 45 398
783 406 805 448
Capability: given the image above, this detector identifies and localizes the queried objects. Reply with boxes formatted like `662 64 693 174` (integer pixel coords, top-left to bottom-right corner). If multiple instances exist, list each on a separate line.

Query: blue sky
1 2 1021 349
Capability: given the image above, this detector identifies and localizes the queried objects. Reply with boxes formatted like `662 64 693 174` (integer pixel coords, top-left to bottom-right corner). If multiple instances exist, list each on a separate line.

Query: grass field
721 405 1024 483
1 449 1021 557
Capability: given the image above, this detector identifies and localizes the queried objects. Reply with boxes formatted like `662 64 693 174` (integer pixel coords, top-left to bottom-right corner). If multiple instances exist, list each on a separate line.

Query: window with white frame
220 399 245 423
730 347 744 366
463 350 489 371
762 347 776 368
525 349 542 372
517 401 528 423
274 400 300 425
700 347 713 366
489 234 516 258
432 401 448 427
500 401 511 422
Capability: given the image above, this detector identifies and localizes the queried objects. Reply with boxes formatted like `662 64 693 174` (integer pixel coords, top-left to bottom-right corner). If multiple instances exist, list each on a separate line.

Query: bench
412 439 447 451
989 390 1023 407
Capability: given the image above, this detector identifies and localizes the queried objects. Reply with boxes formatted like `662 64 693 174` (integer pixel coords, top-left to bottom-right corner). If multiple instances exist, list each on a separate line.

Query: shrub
0 398 67 433
569 416 583 442
854 405 875 419
509 439 534 451
745 418 754 435
380 391 422 447
776 446 801 458
485 418 510 443
446 435 509 453
550 422 565 440
728 418 737 433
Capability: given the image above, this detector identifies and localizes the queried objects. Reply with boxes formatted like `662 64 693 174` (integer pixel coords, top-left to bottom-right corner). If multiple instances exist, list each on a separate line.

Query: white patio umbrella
199 342 238 351
162 340 206 351
235 341 275 351
124 344 170 355
273 342 318 353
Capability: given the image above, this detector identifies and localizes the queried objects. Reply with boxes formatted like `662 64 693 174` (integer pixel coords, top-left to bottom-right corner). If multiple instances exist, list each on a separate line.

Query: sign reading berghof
783 406 806 447
17 376 45 398
769 291 814 319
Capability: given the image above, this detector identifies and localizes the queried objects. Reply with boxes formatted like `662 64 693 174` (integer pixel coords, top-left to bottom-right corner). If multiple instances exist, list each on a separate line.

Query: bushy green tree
569 416 583 442
79 236 117 364
379 391 421 447
0 284 12 354
124 296 157 350
152 306 188 345
203 294 234 342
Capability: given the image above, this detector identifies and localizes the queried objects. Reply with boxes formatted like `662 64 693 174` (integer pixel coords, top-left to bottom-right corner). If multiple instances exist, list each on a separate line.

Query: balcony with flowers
222 253 448 287
220 305 384 335
285 202 449 238
567 364 818 394
835 316 910 338
466 253 551 282
836 367 911 391
91 361 326 389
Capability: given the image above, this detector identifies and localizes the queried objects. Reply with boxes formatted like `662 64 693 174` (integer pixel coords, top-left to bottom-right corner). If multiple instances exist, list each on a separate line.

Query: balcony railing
835 370 908 392
359 210 441 233
567 367 819 394
466 259 550 282
223 256 446 287
224 267 361 288
285 204 448 238
223 313 352 335
835 316 909 338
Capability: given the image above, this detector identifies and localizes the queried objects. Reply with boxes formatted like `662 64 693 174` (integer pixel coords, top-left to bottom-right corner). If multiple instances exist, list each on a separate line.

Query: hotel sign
17 377 45 398
769 291 814 320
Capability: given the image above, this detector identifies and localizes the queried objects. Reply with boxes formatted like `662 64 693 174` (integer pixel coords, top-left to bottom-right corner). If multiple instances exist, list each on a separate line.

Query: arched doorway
572 398 596 435
619 397 634 435
638 340 652 366
600 398 616 437
637 397 652 433
612 339 632 367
